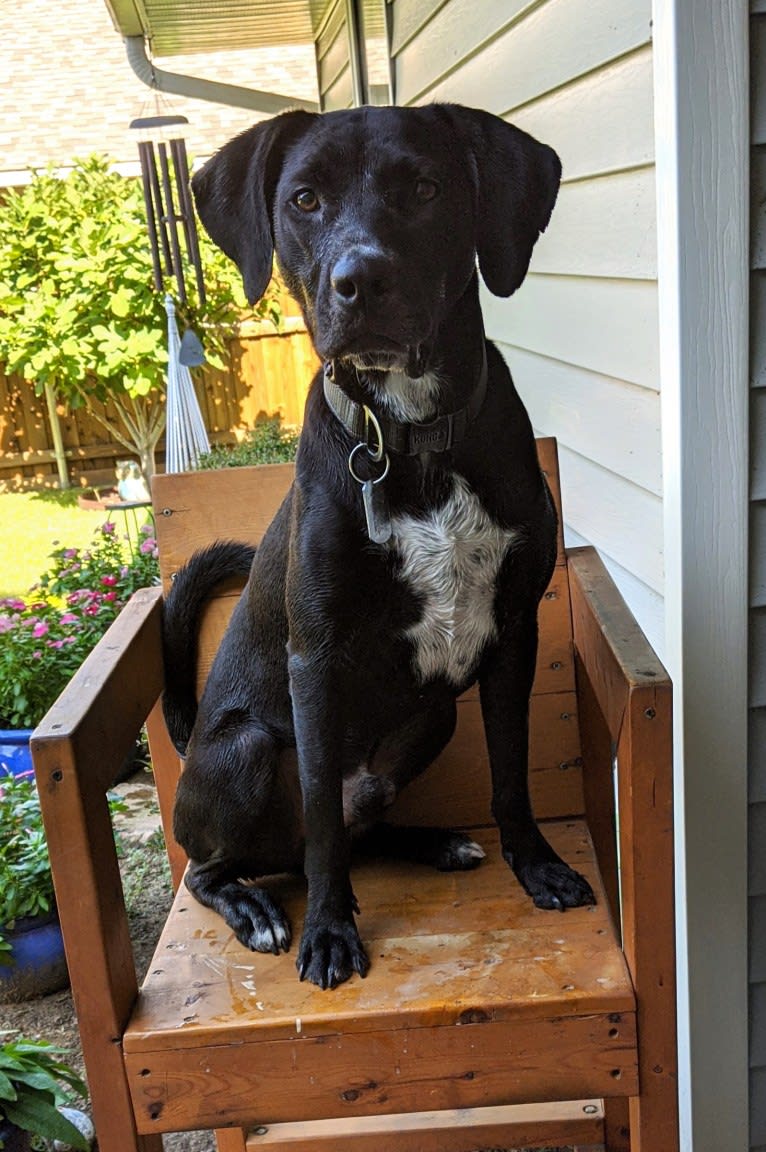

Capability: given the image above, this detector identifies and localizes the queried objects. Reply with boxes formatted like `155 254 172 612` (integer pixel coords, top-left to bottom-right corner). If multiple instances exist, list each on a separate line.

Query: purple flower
140 523 154 535
60 613 78 624
63 548 79 559
32 621 49 639
101 522 116 536
140 538 157 554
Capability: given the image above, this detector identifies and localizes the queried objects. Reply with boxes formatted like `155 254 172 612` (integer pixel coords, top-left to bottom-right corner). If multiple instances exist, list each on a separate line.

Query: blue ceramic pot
0 911 69 1003
0 729 34 779
0 1118 31 1151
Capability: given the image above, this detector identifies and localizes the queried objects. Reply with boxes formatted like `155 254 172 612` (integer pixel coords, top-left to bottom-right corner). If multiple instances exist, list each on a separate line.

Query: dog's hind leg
352 696 486 871
174 723 302 955
356 822 485 871
184 856 292 955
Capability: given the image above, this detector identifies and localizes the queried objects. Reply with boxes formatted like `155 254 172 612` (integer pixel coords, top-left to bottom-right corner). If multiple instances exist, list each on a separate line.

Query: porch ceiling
103 0 328 55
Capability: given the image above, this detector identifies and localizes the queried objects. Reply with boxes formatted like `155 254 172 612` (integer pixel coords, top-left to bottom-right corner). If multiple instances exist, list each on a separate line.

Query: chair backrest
151 438 585 830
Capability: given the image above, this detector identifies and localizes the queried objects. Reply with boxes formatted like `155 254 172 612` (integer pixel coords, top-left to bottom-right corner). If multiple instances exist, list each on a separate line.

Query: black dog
163 103 594 991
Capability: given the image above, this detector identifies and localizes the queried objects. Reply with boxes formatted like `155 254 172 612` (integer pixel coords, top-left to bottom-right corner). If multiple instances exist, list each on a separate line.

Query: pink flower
140 523 154 535
61 636 77 645
47 639 64 649
63 548 79 559
60 613 78 624
0 616 13 634
101 522 116 536
32 621 49 639
84 605 99 616
100 575 117 587
140 538 157 554
0 598 26 612
102 592 117 602
32 650 42 659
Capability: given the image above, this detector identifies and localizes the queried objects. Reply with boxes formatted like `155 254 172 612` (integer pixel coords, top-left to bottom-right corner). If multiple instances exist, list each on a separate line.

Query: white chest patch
389 475 518 685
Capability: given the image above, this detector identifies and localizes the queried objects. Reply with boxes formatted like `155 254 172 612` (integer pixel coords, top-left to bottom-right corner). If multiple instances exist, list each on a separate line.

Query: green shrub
197 416 300 469
0 155 281 478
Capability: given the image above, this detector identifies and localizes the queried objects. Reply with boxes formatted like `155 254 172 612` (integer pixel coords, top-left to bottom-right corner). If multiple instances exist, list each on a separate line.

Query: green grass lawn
0 490 117 598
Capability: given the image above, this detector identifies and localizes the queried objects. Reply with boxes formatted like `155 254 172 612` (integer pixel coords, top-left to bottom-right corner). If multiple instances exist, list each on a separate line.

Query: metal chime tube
171 138 206 309
143 142 173 276
136 141 164 292
157 141 187 304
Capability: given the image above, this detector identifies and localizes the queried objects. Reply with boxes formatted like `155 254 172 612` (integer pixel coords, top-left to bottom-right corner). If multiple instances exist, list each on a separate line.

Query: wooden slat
215 1130 248 1152
126 1007 635 1134
33 586 164 793
568 546 677 1150
31 592 166 1152
390 689 584 825
145 697 187 891
243 1099 605 1151
152 463 294 590
616 683 676 1149
567 547 667 738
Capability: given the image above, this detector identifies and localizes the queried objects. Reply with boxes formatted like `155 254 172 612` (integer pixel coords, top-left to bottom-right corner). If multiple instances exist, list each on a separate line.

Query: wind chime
129 112 206 308
129 107 210 472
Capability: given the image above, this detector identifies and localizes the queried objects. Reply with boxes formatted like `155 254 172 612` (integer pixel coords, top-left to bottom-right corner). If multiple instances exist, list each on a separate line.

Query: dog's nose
331 249 392 307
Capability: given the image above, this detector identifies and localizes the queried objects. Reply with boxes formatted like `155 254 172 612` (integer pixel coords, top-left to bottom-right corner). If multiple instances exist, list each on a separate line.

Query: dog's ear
192 110 316 304
442 106 561 298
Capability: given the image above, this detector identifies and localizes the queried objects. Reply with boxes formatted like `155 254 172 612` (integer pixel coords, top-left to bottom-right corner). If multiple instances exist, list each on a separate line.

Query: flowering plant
0 769 126 965
0 521 160 730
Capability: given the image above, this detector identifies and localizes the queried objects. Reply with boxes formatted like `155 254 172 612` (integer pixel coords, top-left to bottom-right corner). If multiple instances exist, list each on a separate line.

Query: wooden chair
31 439 678 1152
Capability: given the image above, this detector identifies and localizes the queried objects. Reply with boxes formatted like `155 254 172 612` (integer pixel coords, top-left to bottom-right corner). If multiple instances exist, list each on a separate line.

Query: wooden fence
0 319 319 489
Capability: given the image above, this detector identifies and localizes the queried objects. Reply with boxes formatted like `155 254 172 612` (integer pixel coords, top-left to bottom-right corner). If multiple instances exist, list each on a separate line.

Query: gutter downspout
125 36 319 114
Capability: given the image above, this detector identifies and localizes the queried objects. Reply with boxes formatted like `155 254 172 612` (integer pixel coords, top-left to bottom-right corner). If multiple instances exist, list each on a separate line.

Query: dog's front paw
229 886 292 955
296 916 370 990
512 856 596 911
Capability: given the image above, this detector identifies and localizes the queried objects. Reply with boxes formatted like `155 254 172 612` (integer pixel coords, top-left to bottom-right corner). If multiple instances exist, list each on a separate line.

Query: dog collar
322 343 488 456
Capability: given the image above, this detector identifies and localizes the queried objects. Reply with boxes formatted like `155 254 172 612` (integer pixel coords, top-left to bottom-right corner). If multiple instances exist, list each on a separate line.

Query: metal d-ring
348 442 390 485
362 405 385 463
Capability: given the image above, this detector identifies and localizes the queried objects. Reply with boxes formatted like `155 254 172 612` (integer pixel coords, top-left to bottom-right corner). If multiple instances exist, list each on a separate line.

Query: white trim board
653 1 750 1149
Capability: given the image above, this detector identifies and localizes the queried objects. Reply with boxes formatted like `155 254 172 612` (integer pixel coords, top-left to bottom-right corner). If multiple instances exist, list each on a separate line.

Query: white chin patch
366 370 442 423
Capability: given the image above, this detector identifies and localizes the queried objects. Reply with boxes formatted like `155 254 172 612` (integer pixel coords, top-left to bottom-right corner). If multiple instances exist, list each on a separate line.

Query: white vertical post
653 1 750 1148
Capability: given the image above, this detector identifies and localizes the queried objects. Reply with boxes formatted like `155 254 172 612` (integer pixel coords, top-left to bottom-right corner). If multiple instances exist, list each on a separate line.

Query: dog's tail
162 540 255 755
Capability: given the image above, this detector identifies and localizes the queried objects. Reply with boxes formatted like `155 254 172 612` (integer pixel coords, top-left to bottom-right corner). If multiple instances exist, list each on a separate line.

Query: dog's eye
415 178 439 203
293 188 320 212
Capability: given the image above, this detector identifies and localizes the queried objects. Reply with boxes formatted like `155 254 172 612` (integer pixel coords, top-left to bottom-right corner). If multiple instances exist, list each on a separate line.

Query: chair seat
123 821 636 1136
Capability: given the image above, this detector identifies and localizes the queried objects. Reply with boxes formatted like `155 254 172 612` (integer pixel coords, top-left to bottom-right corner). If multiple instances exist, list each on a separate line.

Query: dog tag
362 478 392 544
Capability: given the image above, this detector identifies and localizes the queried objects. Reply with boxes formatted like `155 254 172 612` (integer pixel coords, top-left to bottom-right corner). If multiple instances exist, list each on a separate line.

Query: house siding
390 0 663 656
751 7 766 1148
317 0 355 109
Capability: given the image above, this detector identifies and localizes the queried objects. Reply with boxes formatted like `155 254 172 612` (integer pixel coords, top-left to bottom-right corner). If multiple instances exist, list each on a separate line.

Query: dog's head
193 105 560 377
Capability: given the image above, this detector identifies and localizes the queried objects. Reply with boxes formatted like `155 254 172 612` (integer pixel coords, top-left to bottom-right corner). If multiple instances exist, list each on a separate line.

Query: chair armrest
31 585 164 1043
567 547 677 1134
567 546 669 736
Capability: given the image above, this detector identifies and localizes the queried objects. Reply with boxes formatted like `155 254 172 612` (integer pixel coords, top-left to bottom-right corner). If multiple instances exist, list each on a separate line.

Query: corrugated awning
103 0 330 56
